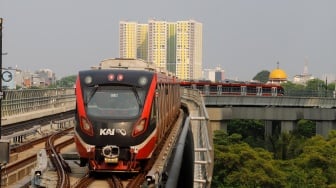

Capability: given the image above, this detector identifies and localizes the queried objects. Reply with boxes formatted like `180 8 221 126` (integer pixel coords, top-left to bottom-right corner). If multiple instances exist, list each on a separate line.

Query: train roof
88 58 179 81
92 58 156 71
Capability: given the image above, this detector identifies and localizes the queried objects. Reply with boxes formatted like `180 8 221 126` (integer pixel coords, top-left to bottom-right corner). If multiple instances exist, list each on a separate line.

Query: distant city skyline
1 1 335 81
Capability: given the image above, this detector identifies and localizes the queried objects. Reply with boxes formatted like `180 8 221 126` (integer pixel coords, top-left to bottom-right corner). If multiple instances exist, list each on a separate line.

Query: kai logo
100 128 127 136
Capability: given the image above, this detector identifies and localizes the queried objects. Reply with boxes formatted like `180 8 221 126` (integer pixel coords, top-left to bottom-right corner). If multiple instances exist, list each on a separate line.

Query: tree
212 130 287 187
227 119 265 148
253 70 270 83
280 81 305 96
56 75 77 87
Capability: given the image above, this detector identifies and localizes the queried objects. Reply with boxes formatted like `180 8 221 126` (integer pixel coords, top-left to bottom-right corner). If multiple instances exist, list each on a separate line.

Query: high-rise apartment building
148 20 168 70
167 22 177 74
136 24 148 61
119 20 202 80
119 21 137 59
175 20 202 80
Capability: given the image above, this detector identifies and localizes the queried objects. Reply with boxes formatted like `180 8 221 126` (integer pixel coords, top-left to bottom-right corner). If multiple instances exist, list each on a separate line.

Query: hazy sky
1 0 336 81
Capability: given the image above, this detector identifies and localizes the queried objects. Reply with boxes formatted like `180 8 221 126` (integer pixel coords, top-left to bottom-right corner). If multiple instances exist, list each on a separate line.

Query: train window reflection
86 87 145 118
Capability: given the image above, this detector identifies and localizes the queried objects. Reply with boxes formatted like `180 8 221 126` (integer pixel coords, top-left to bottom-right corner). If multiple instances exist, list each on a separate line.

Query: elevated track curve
1 88 214 188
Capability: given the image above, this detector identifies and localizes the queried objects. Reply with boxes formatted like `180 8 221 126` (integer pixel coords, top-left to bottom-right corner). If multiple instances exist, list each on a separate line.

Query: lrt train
74 58 181 172
180 80 285 96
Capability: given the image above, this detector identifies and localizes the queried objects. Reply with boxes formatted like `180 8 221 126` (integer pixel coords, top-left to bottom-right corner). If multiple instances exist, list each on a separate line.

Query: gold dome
269 68 287 80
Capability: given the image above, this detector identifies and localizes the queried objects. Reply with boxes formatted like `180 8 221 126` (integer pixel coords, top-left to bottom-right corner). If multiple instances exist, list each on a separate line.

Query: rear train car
74 58 181 172
180 80 284 96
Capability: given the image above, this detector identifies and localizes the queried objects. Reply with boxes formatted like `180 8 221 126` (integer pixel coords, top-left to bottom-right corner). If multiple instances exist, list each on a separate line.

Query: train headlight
139 77 148 86
84 76 93 85
80 116 94 136
35 171 42 177
132 119 147 137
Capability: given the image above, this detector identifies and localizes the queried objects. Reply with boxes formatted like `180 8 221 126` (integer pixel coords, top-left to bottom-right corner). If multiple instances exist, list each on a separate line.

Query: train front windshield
85 86 146 118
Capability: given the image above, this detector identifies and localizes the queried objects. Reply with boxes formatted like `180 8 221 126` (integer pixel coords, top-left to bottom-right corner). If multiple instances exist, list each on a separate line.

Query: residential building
118 20 203 80
203 66 225 82
136 24 148 61
119 21 137 59
148 20 168 71
175 20 203 80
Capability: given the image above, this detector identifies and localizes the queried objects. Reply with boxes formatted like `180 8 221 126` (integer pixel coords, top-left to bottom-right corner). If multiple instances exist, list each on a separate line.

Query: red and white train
74 58 181 172
180 80 284 96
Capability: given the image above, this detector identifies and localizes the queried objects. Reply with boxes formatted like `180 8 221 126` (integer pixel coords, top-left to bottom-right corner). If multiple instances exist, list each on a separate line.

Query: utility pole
0 17 3 135
0 17 3 188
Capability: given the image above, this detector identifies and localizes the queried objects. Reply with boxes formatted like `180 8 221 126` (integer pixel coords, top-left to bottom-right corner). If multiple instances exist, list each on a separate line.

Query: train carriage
180 80 284 96
74 58 180 172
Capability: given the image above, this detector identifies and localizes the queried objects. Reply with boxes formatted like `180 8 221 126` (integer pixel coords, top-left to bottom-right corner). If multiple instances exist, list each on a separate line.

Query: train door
271 87 277 96
204 85 210 95
241 86 247 96
217 85 222 95
256 86 262 96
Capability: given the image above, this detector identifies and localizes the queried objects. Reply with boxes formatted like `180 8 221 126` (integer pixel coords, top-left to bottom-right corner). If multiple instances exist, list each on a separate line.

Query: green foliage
281 78 336 97
227 119 265 148
213 131 286 187
213 123 336 187
305 79 325 90
56 75 77 87
253 70 270 83
293 120 316 138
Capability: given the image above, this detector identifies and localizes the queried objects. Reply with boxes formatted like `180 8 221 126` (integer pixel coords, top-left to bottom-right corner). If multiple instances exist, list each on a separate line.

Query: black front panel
75 69 156 147
76 117 156 147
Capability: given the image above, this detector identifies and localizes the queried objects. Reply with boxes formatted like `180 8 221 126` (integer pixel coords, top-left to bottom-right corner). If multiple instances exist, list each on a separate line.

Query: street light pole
0 17 3 134
0 17 3 136
0 17 3 188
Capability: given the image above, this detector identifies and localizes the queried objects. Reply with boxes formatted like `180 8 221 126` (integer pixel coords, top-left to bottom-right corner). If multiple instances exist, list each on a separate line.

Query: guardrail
181 88 213 188
1 88 75 119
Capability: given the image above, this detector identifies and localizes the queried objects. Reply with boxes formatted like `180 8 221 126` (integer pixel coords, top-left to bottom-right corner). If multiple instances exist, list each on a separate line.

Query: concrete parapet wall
207 106 336 137
2 103 75 125
207 107 336 121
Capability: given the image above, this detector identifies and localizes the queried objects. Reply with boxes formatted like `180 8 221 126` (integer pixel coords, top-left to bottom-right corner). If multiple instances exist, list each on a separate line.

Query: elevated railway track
1 88 213 187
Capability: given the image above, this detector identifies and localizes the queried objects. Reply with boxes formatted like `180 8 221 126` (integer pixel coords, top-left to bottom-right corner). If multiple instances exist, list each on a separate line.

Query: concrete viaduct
203 95 336 137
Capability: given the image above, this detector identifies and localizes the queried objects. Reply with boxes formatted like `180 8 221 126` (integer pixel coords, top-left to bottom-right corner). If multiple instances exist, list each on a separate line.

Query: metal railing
181 88 213 188
1 88 75 118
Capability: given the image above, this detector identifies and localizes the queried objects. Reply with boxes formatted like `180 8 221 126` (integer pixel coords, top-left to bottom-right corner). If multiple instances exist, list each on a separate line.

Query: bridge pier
281 121 297 133
210 120 228 132
265 120 296 136
265 121 273 138
316 121 336 138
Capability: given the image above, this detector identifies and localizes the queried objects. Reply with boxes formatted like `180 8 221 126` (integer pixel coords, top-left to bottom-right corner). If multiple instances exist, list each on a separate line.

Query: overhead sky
1 0 336 81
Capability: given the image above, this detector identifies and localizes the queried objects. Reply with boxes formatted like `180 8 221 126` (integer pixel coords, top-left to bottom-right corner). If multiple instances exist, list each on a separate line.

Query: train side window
204 85 210 95
271 87 277 96
241 86 247 96
256 86 262 96
150 100 156 122
217 85 222 95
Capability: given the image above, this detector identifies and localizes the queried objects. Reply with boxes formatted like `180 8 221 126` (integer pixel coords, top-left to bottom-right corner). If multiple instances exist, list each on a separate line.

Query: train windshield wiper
85 85 99 105
132 86 142 108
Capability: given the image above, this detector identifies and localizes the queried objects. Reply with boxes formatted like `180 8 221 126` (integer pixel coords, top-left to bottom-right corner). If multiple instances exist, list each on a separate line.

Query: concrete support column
264 120 273 138
316 121 336 138
210 120 228 132
281 121 296 133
